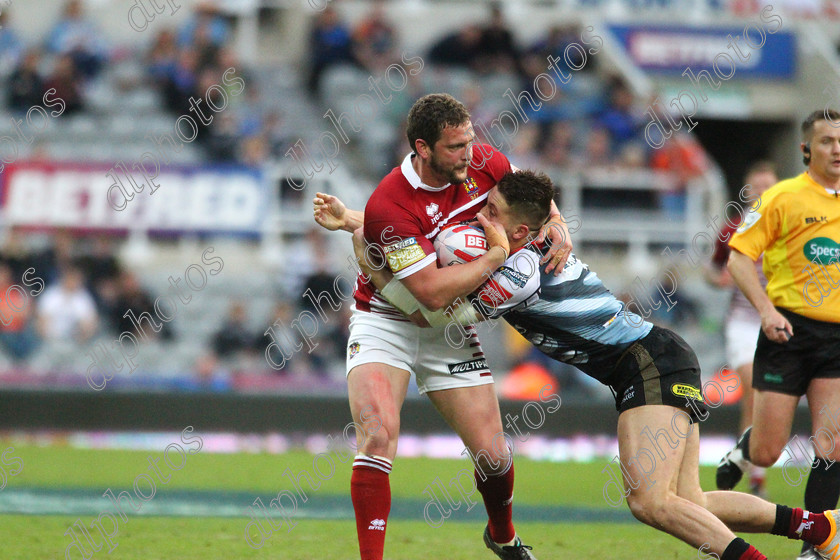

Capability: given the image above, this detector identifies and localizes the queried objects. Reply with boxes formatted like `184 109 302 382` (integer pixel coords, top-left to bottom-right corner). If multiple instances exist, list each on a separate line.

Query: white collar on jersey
401 153 451 192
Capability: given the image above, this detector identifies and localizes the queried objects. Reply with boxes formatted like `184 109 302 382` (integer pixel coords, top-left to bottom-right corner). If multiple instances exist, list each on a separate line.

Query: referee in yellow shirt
717 109 840 560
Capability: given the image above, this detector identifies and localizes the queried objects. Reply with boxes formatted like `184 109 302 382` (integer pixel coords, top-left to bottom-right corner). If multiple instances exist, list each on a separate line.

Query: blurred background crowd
0 0 835 399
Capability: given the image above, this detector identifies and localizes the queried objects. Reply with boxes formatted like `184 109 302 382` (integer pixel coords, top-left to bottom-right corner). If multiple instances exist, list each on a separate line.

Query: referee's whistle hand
762 311 794 343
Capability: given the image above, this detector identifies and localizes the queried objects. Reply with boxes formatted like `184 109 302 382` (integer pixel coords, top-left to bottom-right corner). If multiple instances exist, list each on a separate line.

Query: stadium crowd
0 0 821 395
0 226 351 390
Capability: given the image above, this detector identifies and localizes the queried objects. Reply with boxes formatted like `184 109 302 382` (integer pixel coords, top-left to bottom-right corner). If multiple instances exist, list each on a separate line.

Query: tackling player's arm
727 249 793 343
313 192 363 232
535 200 572 275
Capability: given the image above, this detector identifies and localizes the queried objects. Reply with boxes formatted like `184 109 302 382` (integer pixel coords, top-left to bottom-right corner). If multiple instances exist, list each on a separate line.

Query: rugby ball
434 224 488 266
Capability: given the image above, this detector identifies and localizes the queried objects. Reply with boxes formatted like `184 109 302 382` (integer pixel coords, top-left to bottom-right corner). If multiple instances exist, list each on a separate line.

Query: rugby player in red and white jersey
313 93 572 560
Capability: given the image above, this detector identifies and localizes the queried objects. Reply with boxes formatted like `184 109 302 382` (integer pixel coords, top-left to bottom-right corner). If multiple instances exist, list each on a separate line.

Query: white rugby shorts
346 308 493 394
725 315 761 370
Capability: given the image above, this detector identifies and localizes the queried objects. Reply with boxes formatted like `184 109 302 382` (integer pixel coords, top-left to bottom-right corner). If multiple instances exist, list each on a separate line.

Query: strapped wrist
489 245 509 261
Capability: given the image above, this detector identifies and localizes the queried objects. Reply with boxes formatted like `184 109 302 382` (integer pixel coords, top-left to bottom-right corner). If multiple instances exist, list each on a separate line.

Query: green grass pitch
0 444 810 559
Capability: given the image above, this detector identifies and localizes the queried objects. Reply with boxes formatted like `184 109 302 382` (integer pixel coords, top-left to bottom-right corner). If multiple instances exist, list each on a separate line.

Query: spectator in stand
649 130 710 215
351 0 397 72
45 0 108 79
460 84 497 132
263 110 294 158
282 227 332 299
647 264 699 327
306 6 354 97
171 350 231 392
32 230 77 286
299 252 337 318
7 49 45 114
575 126 614 169
193 350 232 390
0 228 30 280
0 263 40 363
110 271 173 341
146 29 179 82
177 2 230 50
297 250 348 377
427 25 483 70
509 122 542 170
239 134 269 167
236 83 264 138
43 54 84 116
212 301 256 363
540 121 575 169
206 112 239 162
78 235 122 311
476 2 520 74
0 11 25 79
258 301 300 375
596 77 645 150
523 24 595 81
192 22 222 74
190 66 227 145
161 47 198 116
36 264 98 344
217 45 252 98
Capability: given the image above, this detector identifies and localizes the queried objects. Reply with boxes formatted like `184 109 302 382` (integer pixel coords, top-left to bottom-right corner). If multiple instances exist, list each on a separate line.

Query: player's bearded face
429 151 468 184
428 123 473 185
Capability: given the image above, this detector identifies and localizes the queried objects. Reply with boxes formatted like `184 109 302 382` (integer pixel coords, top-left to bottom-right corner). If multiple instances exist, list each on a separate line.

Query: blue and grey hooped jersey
473 242 653 385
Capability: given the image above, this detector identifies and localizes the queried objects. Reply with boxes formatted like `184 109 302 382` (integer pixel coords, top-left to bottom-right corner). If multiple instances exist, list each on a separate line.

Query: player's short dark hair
744 160 776 181
497 170 555 229
406 94 471 153
802 109 840 140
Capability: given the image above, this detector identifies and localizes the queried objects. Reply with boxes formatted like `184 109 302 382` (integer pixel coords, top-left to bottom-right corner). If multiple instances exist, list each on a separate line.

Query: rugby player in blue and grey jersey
329 170 840 560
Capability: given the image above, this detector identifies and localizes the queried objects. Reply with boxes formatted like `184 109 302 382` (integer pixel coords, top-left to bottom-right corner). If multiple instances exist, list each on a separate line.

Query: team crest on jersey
349 342 360 359
463 177 480 199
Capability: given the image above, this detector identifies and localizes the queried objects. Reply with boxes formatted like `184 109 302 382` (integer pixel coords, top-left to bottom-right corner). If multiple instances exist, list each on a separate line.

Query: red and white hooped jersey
354 144 511 318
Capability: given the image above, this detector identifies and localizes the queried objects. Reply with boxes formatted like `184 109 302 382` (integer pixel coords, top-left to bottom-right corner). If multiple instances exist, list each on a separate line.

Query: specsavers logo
804 237 840 265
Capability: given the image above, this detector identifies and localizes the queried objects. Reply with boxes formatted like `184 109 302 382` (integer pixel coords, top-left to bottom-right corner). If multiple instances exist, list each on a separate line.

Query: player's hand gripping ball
434 224 488 266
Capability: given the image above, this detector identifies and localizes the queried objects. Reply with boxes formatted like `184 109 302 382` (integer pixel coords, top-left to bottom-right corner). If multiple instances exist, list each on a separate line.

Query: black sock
771 504 793 536
805 458 840 512
802 458 840 552
740 428 752 462
721 537 749 560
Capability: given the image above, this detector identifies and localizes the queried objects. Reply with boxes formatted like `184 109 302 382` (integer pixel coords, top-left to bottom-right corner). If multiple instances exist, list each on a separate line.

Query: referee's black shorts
753 307 840 396
611 326 708 422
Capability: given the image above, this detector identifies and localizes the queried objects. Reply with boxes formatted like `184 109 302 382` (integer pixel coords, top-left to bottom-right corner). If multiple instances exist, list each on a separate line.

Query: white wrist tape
420 301 483 327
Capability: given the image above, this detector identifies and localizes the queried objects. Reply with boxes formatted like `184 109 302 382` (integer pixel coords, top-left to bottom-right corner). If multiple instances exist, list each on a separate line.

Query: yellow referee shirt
729 172 840 323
